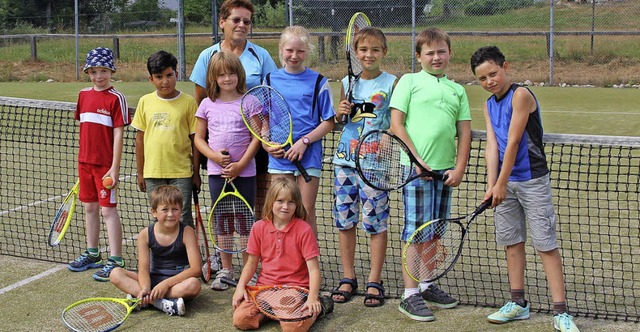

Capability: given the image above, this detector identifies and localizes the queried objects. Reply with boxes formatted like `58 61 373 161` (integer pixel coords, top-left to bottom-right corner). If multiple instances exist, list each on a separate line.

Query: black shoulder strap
209 49 218 60
312 74 324 122
265 73 271 86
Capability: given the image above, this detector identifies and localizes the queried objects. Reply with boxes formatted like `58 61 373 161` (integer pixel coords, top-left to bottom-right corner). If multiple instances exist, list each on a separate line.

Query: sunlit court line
0 174 136 216
0 265 67 296
0 235 138 296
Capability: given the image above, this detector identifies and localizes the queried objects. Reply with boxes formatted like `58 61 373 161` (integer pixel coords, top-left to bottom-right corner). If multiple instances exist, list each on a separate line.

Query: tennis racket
47 179 80 247
193 188 211 283
355 129 446 191
342 12 371 123
402 199 492 283
228 282 312 322
62 297 140 332
207 179 255 254
240 85 312 183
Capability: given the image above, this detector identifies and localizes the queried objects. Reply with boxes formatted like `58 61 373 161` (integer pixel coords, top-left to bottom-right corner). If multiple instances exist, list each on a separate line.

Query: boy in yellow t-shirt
132 50 200 226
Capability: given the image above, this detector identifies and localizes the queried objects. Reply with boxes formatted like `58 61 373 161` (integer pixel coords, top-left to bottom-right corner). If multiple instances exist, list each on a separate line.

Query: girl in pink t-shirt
194 51 261 291
232 177 326 331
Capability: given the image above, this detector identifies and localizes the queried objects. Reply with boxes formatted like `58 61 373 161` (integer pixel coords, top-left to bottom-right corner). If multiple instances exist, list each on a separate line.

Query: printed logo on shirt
151 113 174 130
96 108 110 115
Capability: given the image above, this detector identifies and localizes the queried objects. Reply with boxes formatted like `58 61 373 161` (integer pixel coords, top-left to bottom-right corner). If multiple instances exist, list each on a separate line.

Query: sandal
330 278 358 303
363 281 385 307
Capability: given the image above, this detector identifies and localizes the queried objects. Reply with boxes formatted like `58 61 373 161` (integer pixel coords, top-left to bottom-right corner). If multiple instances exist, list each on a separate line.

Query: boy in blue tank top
470 46 579 332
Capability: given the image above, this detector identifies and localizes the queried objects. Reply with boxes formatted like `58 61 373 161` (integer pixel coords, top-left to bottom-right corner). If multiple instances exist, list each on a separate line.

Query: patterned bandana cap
83 47 116 73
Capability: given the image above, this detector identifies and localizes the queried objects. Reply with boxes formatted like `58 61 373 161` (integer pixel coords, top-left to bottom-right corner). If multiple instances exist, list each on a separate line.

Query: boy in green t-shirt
389 28 471 322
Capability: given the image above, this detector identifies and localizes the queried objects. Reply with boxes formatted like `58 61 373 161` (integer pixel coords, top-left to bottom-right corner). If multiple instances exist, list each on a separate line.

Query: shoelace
499 301 516 313
557 313 573 328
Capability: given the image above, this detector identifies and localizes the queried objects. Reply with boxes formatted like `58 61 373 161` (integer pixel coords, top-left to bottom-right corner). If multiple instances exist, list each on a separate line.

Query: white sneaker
554 313 580 332
209 251 222 273
211 268 233 290
160 298 185 316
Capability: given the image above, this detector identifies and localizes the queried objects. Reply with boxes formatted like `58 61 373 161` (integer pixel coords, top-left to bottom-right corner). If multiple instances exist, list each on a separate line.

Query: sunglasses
228 17 252 25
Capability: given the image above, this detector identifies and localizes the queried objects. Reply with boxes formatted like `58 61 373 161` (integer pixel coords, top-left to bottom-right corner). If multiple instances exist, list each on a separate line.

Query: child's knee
232 312 260 330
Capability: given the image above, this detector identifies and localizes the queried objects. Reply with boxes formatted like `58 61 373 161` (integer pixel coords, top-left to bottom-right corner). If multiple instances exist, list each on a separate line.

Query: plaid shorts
401 166 452 242
333 165 389 234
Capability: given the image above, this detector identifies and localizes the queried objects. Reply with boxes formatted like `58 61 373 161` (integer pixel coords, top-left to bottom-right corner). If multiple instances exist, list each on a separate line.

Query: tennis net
1 96 638 321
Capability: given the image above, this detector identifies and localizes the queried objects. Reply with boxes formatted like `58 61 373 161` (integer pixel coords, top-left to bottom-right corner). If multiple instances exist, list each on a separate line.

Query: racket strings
213 195 254 252
254 287 310 321
63 301 127 331
241 88 291 145
358 131 405 189
407 222 463 281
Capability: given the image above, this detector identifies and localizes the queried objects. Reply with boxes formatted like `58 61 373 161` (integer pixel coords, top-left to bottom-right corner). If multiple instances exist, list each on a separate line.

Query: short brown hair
219 0 254 20
415 28 451 55
206 51 247 101
150 185 183 211
353 27 387 51
261 178 307 222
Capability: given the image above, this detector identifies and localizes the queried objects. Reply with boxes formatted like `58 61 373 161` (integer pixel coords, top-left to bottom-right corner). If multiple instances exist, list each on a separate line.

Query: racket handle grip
221 150 229 155
476 197 493 214
294 161 312 183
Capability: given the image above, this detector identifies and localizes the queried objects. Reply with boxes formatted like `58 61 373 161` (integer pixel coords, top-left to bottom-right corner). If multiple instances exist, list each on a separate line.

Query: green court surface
1 255 638 332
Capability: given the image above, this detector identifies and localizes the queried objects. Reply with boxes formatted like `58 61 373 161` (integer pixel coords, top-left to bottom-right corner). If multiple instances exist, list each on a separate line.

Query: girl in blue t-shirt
263 25 336 235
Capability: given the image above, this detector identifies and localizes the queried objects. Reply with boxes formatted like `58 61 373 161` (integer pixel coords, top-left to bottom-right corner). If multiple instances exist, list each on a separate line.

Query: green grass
1 81 639 136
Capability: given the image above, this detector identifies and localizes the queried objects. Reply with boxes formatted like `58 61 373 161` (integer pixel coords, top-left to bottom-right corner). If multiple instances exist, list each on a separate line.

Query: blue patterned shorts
401 166 452 242
333 165 389 234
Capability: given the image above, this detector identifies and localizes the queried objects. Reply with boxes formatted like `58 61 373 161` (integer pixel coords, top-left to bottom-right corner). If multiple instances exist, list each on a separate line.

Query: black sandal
330 278 358 303
363 281 385 307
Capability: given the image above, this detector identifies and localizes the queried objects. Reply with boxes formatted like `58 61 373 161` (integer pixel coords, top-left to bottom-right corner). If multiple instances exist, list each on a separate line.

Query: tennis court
1 94 639 331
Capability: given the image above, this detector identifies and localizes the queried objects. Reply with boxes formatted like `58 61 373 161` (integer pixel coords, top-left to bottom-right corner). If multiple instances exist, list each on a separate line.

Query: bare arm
136 228 152 303
445 120 471 187
483 101 500 206
232 254 260 309
135 130 146 192
304 257 322 315
490 88 537 207
106 126 124 187
285 119 335 162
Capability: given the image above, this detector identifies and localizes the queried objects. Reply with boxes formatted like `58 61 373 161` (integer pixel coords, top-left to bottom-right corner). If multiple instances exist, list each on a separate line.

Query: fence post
30 36 37 61
112 37 120 59
318 35 325 64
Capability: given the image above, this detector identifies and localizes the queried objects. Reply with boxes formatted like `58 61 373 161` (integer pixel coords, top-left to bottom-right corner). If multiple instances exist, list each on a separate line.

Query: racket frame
193 188 211 283
240 85 312 183
47 179 80 247
355 129 445 191
61 297 140 332
402 199 492 283
207 180 255 254
343 12 371 123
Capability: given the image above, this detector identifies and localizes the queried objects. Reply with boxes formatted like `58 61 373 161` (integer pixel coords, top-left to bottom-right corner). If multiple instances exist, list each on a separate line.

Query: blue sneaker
487 301 530 323
68 251 103 272
554 313 580 332
92 258 124 282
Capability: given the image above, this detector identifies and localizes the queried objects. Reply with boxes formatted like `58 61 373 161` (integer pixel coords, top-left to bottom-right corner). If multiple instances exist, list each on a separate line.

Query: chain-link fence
0 1 639 85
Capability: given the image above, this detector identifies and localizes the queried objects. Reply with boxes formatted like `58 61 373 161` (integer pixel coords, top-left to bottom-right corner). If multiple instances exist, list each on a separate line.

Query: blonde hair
415 28 451 55
205 51 247 101
150 185 183 211
278 25 315 67
262 178 307 221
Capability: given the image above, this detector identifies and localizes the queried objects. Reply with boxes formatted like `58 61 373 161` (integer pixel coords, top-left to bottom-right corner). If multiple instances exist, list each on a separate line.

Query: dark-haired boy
470 45 579 332
132 50 200 226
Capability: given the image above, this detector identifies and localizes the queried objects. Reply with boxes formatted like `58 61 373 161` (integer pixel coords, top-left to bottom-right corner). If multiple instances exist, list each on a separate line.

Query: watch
302 136 310 145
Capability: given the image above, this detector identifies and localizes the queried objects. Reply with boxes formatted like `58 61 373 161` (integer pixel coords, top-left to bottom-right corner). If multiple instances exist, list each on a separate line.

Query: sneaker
209 251 222 273
92 258 125 282
211 268 233 291
319 295 335 317
398 293 435 322
248 272 259 286
420 284 459 309
487 301 530 324
68 251 103 272
554 313 580 332
161 298 185 316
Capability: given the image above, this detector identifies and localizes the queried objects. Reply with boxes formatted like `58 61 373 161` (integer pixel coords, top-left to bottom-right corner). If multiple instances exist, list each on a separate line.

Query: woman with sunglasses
190 0 278 290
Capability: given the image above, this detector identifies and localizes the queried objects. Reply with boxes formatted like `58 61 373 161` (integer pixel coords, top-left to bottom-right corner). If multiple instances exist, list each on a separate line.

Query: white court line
0 174 137 216
0 265 66 295
0 235 138 296
542 110 640 115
